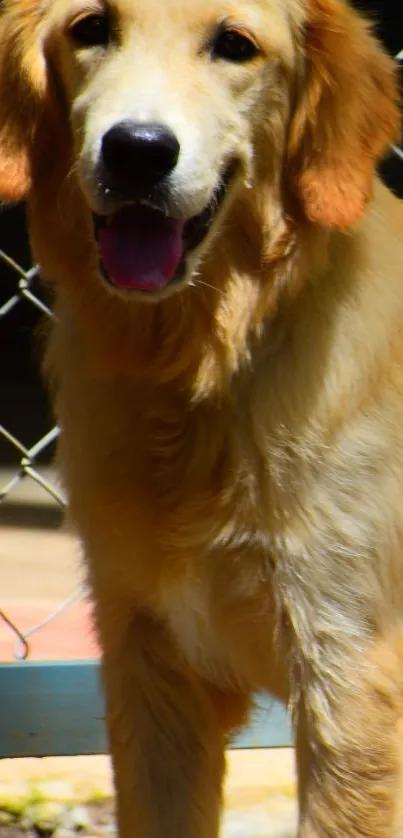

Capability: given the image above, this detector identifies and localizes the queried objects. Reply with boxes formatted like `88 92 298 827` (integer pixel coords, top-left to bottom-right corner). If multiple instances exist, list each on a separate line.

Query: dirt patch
0 800 115 838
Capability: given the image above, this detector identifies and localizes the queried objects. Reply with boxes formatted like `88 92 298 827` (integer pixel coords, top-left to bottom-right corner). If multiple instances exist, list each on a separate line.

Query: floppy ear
0 1 62 201
288 0 401 228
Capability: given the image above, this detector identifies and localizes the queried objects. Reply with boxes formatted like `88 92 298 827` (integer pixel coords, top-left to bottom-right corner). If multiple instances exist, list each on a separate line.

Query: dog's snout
101 121 180 192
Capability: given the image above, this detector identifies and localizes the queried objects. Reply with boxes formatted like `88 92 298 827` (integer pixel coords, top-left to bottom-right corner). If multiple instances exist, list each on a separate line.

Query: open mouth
93 161 236 294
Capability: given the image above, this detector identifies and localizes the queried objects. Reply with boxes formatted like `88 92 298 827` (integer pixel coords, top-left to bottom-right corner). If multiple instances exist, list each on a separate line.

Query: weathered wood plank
0 661 293 757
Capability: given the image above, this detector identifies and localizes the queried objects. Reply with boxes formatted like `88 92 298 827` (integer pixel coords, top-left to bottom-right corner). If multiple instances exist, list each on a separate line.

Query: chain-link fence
0 205 86 662
0 51 402 664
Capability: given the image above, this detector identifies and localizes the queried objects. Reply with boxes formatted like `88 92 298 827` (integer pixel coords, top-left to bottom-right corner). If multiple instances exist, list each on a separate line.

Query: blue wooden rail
0 661 293 758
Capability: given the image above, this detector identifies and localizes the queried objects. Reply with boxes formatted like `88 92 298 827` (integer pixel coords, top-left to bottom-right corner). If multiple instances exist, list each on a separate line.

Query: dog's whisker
194 278 225 296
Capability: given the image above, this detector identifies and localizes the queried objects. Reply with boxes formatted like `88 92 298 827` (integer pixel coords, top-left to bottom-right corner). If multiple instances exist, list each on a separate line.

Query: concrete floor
0 468 95 659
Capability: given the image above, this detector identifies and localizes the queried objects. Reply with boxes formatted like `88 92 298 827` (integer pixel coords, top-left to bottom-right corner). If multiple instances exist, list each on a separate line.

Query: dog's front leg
294 637 403 838
94 600 227 838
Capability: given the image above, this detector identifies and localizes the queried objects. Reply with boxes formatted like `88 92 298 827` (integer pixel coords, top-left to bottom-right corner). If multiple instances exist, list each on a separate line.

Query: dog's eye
69 13 110 48
212 28 259 63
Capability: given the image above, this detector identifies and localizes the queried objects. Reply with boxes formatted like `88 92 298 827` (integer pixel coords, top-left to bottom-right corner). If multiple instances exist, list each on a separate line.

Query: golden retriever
0 0 402 834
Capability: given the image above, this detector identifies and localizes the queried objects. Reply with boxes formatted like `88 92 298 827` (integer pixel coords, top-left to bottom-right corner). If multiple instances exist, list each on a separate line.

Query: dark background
0 0 402 465
356 0 402 56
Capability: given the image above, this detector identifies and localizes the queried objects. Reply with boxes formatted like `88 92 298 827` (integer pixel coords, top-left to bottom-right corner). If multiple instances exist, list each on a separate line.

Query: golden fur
0 0 402 834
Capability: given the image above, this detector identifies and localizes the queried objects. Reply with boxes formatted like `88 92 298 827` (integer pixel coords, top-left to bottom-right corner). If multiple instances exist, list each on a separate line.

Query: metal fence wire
0 51 402 660
0 211 85 660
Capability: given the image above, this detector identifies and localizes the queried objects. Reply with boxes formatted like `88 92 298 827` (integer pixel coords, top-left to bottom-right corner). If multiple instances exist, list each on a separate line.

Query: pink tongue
98 205 184 291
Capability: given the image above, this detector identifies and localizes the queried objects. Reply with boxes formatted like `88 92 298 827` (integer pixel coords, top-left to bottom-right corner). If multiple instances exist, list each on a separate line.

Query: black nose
101 121 180 194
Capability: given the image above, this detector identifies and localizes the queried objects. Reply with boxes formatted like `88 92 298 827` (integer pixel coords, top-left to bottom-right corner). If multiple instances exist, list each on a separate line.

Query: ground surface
0 752 297 838
0 472 95 661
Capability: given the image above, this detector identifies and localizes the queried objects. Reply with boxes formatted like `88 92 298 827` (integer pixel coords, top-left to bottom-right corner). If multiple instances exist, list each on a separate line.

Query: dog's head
0 0 399 300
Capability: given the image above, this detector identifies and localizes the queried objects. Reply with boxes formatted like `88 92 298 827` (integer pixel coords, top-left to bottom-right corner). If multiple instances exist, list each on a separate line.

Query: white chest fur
156 574 235 684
